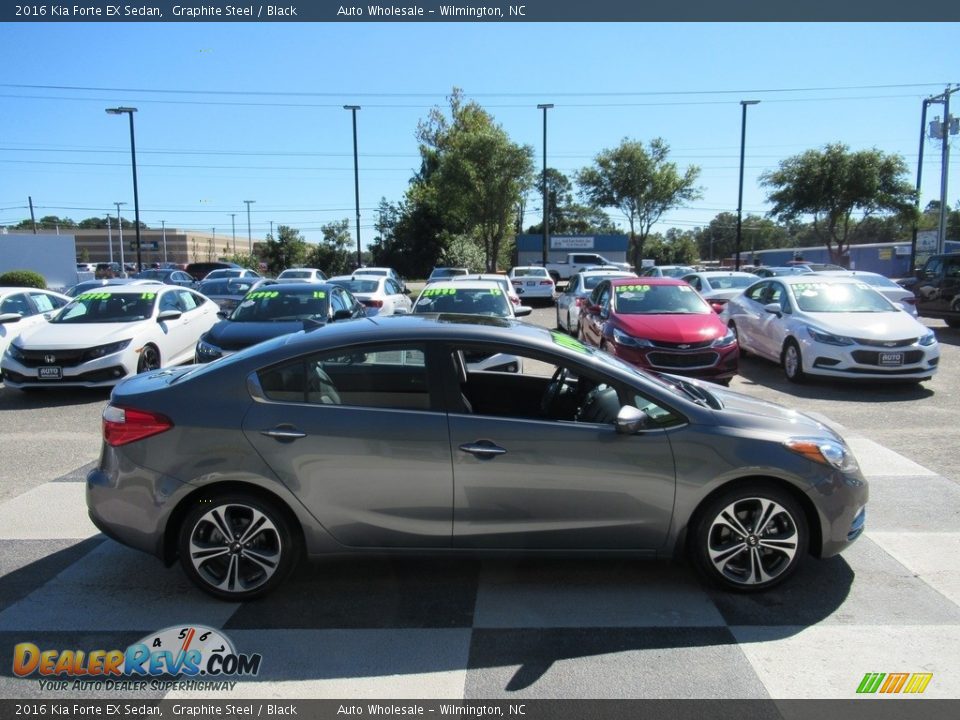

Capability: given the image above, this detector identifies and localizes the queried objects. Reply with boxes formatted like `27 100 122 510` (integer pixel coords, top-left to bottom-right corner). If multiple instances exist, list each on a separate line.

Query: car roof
610 276 686 286
419 279 503 290
812 270 882 278
774 274 864 285
690 270 757 278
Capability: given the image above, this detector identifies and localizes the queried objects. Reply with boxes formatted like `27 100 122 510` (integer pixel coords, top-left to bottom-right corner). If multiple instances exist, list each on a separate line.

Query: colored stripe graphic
880 673 910 693
857 673 885 693
903 673 934 694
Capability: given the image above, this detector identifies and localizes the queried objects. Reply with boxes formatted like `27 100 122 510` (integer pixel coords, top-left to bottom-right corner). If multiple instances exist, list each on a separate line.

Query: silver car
87 315 867 600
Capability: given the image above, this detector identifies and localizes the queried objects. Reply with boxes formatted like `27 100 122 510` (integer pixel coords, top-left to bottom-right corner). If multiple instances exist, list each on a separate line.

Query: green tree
526 168 617 236
761 143 917 262
577 138 701 271
695 212 793 263
414 89 534 271
260 225 307 274
306 219 354 276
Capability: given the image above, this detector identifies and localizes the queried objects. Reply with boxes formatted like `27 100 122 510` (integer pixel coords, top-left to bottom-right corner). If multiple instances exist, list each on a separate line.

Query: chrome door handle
260 427 307 441
459 441 507 459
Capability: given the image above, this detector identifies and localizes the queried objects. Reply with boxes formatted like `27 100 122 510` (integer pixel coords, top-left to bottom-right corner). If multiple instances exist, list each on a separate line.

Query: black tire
137 344 161 373
729 321 748 357
781 339 805 383
177 493 301 601
691 483 808 592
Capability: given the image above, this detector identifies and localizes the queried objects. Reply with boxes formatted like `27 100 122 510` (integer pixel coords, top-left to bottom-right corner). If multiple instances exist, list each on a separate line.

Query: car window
946 258 960 278
686 276 702 290
177 290 202 311
330 289 349 314
385 278 401 295
258 344 429 410
745 282 769 303
159 291 183 313
29 292 66 313
0 293 31 316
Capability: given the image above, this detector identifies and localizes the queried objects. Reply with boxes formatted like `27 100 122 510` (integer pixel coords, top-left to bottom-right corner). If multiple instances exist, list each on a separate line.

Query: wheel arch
674 474 823 560
161 480 306 566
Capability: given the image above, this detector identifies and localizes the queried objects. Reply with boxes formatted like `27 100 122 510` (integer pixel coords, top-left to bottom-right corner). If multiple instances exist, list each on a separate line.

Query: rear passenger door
242 343 454 548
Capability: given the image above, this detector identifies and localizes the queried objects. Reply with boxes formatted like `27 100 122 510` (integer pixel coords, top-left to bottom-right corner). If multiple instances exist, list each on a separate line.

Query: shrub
0 270 47 289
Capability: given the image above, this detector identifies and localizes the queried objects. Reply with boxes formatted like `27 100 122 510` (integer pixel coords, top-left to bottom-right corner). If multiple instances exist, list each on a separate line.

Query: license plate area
879 352 903 367
38 366 62 380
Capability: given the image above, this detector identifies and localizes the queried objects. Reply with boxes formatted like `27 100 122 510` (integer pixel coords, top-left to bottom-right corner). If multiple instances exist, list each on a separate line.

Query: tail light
540 280 554 287
575 297 586 307
362 299 384 308
901 296 917 306
709 300 727 313
103 405 173 447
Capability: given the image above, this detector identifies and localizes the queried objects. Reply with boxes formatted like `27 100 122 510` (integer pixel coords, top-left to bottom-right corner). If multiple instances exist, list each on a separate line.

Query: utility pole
344 105 362 269
160 220 167 264
537 104 554 267
107 214 113 263
735 100 760 270
244 200 255 252
928 86 959 254
28 196 37 234
910 99 932 274
230 213 236 255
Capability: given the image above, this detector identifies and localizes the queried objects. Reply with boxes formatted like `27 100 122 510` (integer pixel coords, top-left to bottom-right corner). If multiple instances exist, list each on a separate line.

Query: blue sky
0 21 957 248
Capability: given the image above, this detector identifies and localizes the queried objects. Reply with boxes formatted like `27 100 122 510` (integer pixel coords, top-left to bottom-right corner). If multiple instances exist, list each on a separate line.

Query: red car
579 277 739 384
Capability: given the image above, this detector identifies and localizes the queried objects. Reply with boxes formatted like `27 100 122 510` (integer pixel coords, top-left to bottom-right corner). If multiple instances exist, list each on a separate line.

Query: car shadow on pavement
732 356 935 402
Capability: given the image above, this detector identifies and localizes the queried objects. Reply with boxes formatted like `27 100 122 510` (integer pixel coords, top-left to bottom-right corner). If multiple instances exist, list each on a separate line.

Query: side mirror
0 312 24 324
763 302 782 317
332 309 354 321
157 310 182 322
217 310 229 319
514 305 533 317
615 405 649 435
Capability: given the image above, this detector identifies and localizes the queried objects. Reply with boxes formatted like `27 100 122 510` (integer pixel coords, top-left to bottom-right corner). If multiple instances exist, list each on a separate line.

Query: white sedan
507 266 556 303
0 287 71 360
722 276 939 383
681 271 758 312
412 279 530 372
328 274 412 316
276 268 327 283
1 285 219 389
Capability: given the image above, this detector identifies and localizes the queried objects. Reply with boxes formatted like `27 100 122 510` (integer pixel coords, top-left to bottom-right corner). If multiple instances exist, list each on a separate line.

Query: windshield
229 288 329 322
279 270 313 279
789 282 895 313
52 291 157 324
613 283 711 315
414 287 511 317
706 275 755 290
329 278 380 294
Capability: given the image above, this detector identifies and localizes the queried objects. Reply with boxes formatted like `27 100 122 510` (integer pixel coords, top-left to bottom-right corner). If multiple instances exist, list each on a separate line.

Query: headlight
4 342 25 362
196 338 223 359
711 329 737 348
806 326 854 346
919 331 937 347
612 327 653 348
784 436 860 474
84 339 132 361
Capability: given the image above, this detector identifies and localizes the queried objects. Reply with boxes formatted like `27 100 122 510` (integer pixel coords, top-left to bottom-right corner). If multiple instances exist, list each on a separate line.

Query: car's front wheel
137 344 161 373
178 493 300 600
691 484 808 592
781 339 805 383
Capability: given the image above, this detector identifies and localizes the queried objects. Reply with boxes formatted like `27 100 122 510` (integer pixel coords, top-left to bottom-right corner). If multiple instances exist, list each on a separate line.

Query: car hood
614 313 725 343
16 321 142 349
801 311 926 339
708 385 841 440
204 319 324 351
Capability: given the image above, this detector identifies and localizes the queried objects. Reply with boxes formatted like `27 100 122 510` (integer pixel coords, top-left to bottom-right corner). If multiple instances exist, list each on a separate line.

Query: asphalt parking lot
0 307 958 701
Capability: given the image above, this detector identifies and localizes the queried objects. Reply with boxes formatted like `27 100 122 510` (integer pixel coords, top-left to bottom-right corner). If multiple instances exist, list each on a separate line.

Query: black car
185 261 244 281
133 268 198 289
901 252 960 328
195 282 366 363
197 277 277 314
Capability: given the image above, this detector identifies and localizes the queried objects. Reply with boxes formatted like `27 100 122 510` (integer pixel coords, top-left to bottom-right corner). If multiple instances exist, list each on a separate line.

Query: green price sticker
245 291 281 300
422 288 457 297
77 292 112 301
312 291 326 299
140 293 156 300
616 284 651 293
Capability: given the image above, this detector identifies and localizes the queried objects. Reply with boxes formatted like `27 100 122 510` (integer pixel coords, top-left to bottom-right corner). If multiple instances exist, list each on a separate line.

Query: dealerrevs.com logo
857 672 934 694
13 625 261 692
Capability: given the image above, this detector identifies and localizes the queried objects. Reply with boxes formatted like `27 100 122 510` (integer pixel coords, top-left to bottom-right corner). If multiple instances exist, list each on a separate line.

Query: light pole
537 103 554 267
230 213 236 255
243 200 255 252
735 100 760 270
160 219 167 264
106 107 143 272
910 99 932 274
106 213 113 264
344 105 362 269
114 201 127 275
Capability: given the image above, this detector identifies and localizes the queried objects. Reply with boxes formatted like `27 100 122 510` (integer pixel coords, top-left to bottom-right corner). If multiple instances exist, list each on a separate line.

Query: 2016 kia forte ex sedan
87 314 868 601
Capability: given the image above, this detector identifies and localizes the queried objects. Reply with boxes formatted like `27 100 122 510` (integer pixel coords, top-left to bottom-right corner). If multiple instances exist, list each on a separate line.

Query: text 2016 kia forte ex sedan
87 315 867 601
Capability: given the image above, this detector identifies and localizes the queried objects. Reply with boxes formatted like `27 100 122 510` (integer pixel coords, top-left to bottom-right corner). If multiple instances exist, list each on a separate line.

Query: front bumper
2 351 134 388
800 336 939 380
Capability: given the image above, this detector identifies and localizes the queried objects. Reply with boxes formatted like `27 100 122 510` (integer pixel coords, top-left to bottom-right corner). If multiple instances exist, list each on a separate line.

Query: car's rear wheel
691 484 808 592
781 339 804 383
137 344 161 373
178 493 300 600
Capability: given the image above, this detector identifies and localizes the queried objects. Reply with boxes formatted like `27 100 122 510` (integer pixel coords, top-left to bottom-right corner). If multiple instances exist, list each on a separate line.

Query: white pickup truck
538 253 632 282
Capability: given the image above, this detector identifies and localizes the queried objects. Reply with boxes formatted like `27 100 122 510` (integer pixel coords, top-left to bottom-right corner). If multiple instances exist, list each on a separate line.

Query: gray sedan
87 315 867 600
